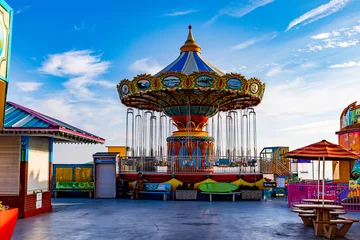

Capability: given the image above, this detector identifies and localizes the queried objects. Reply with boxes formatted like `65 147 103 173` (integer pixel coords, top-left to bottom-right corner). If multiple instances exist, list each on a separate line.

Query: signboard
249 82 259 94
292 159 311 163
36 200 42 209
276 177 285 188
349 180 357 190
263 182 276 188
163 76 181 88
36 193 42 209
0 1 13 130
195 75 214 87
36 193 42 201
217 158 230 165
137 79 150 90
227 78 242 90
121 84 129 95
94 157 115 164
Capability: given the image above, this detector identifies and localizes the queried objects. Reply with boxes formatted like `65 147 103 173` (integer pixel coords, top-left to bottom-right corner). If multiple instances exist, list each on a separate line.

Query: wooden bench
132 182 171 201
337 216 359 222
295 209 349 226
298 213 316 227
291 208 314 214
330 210 347 215
316 219 356 239
201 192 241 202
335 216 359 237
329 210 347 219
54 182 94 198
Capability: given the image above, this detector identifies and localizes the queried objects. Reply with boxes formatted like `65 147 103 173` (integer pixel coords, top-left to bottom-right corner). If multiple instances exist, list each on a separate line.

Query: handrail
119 155 265 174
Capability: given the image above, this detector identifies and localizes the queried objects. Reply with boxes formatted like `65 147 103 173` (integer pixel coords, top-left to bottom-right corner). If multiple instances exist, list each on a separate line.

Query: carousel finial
180 25 201 53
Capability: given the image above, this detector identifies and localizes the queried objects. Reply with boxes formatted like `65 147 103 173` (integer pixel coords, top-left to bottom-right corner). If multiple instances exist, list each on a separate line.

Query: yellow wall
333 160 354 183
107 146 126 157
0 81 6 129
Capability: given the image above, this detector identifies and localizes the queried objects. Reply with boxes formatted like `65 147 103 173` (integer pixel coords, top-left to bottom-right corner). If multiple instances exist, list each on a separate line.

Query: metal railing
276 160 290 176
119 156 265 174
260 158 291 176
287 183 360 212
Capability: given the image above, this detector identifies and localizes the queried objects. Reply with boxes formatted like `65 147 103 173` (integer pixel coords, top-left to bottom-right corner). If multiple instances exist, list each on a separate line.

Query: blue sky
6 0 360 163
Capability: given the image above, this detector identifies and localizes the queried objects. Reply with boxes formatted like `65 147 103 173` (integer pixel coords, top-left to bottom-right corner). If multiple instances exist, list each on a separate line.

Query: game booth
0 102 105 220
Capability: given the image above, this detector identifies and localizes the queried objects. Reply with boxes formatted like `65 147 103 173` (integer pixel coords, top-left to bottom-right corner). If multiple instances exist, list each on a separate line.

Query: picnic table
293 204 343 237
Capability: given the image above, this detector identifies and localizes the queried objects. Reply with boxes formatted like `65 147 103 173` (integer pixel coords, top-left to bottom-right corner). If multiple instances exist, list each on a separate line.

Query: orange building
106 146 127 157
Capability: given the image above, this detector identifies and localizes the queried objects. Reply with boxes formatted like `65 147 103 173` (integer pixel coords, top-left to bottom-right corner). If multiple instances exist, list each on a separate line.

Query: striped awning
284 140 360 161
1 101 105 144
154 51 224 76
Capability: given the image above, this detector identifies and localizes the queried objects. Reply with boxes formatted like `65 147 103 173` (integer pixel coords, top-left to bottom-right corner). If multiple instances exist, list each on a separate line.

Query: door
0 136 20 195
95 163 116 198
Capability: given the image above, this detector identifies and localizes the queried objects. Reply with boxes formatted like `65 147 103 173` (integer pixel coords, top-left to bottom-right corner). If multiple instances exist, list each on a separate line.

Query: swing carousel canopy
117 26 265 117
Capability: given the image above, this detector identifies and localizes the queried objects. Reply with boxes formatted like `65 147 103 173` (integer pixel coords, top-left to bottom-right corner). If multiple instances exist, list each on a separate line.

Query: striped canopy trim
284 140 360 161
154 51 224 76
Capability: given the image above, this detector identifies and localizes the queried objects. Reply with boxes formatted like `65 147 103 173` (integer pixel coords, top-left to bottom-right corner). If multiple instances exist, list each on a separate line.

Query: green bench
199 182 240 202
54 182 94 198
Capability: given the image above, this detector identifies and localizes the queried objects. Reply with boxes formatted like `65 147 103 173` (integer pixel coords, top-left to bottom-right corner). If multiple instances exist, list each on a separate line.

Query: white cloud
15 82 43 92
16 6 31 14
353 25 360 32
228 65 247 73
204 0 274 26
286 0 351 31
39 50 112 100
21 97 127 164
39 50 109 77
232 38 262 50
307 44 323 51
337 40 358 47
96 80 115 88
221 0 275 17
129 58 164 75
231 32 277 50
259 69 360 120
323 39 358 49
305 22 360 52
280 120 338 134
33 98 73 123
255 68 360 150
329 61 360 68
311 32 331 39
266 65 283 77
204 14 222 27
300 62 317 68
163 9 197 17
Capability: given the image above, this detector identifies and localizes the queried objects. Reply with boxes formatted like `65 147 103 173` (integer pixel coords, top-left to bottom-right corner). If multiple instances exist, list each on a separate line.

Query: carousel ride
117 26 265 173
